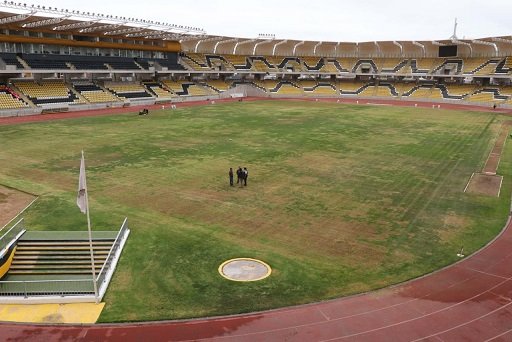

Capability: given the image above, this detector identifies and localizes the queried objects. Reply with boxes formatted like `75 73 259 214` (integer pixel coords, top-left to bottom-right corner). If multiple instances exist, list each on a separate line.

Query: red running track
1 98 512 341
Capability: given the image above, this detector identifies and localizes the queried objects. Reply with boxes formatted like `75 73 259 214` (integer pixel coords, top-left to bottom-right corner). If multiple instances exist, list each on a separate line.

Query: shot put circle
218 258 272 282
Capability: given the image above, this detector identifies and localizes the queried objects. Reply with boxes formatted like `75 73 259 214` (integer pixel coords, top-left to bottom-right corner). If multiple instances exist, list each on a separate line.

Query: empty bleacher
162 80 215 96
301 58 325 72
0 53 24 69
74 83 120 103
22 54 69 70
144 82 175 98
14 80 81 105
443 84 479 99
106 59 142 70
403 84 434 98
495 57 512 74
203 79 230 92
223 54 252 70
105 83 153 99
0 87 28 109
180 53 210 71
339 81 369 95
273 81 303 95
301 80 337 96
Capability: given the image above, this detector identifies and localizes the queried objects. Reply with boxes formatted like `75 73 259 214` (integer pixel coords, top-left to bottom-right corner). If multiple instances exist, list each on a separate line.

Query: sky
8 0 512 42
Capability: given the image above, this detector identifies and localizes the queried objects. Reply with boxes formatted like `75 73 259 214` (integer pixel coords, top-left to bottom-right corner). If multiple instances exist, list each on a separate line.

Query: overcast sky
11 0 512 42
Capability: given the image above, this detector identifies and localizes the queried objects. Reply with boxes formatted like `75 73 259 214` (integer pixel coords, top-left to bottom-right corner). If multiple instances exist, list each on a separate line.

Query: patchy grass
0 100 510 322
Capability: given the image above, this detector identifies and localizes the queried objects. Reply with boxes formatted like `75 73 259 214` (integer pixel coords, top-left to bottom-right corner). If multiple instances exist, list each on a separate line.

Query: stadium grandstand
0 2 510 116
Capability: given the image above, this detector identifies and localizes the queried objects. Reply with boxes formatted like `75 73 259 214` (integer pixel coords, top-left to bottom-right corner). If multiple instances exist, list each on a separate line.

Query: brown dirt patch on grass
465 173 503 197
0 185 36 228
438 213 469 243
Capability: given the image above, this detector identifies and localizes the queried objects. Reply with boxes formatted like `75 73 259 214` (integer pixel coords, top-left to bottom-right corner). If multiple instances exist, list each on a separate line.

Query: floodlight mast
450 18 458 40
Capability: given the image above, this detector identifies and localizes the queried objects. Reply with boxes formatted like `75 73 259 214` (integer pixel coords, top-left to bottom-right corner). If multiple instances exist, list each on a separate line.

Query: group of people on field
229 167 248 187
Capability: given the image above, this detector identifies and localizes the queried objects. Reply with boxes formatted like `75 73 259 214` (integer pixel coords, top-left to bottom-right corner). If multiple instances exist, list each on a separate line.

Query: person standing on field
229 168 234 186
243 167 248 186
236 166 242 185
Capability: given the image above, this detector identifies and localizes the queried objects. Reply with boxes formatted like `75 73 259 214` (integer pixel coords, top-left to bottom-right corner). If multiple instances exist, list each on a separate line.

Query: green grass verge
0 100 510 322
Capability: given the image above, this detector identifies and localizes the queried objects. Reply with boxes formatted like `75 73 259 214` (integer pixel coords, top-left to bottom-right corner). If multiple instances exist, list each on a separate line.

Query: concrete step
15 250 109 254
12 260 106 265
10 265 103 270
8 270 99 275
13 255 107 261
17 241 113 246
16 246 111 251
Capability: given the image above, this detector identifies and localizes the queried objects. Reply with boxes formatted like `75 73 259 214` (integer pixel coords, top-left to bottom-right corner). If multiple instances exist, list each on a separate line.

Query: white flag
77 152 87 214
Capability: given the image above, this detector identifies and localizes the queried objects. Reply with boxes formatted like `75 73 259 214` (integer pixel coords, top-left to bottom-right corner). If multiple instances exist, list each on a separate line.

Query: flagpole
82 151 99 303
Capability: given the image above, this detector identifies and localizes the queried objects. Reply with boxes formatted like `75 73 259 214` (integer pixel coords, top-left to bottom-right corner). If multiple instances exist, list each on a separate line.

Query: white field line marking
410 301 512 342
498 176 504 198
464 173 475 193
365 103 391 106
328 275 512 341
485 327 512 341
462 265 509 280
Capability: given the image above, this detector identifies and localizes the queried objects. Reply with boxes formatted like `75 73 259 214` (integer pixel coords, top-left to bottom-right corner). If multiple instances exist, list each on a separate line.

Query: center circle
218 258 272 282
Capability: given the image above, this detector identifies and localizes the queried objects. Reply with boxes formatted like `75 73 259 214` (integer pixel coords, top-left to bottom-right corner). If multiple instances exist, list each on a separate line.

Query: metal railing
96 217 129 292
0 218 25 257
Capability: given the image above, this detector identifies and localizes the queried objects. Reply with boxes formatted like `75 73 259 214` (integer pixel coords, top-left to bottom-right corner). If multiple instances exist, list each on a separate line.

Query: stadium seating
272 81 303 95
105 83 153 99
0 88 28 109
204 80 231 92
466 88 508 103
322 59 347 73
301 80 338 96
22 54 69 70
180 53 210 70
0 51 511 107
374 84 400 97
336 58 358 73
144 82 175 98
339 81 370 95
162 80 215 96
403 84 434 98
106 60 142 70
14 80 81 105
301 58 325 72
410 59 437 74
0 53 24 69
69 58 109 70
376 59 411 74
443 84 478 98
462 58 493 74
247 56 275 72
73 83 120 103
223 54 252 70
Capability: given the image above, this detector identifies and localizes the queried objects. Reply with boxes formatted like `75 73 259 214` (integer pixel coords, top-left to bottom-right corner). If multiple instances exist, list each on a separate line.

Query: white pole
82 150 99 303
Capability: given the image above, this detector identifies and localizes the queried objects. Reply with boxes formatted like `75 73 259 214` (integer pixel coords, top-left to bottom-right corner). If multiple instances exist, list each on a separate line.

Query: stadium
0 0 512 340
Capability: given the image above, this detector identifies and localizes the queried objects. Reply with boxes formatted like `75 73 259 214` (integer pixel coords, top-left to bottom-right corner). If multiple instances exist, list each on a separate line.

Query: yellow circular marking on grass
218 258 272 282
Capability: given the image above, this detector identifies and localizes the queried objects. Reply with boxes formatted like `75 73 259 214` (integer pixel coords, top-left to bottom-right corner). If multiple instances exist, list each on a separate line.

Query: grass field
0 100 511 322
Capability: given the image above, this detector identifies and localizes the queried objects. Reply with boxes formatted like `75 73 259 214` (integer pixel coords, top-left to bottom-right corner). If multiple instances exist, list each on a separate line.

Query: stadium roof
0 2 511 57
0 1 206 40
